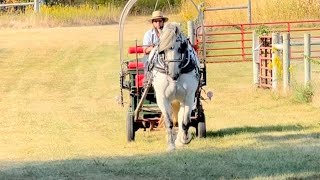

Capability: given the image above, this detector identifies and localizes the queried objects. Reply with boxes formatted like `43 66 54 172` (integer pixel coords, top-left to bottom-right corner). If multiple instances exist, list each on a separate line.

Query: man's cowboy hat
149 10 168 22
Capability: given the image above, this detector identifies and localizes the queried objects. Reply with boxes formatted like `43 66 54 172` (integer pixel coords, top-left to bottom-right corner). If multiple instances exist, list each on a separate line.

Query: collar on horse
148 39 199 80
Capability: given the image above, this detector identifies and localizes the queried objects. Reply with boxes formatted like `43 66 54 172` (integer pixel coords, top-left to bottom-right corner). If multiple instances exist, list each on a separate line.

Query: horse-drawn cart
119 0 212 148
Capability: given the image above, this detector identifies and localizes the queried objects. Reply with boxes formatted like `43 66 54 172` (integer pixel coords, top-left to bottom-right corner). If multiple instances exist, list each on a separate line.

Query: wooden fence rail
0 0 40 13
253 32 320 92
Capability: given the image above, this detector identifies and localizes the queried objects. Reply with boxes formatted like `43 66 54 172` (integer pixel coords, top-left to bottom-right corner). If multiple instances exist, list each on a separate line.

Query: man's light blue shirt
143 28 160 64
143 28 159 47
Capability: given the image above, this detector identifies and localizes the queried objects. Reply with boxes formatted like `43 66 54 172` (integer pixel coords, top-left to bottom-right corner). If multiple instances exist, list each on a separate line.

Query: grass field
0 18 320 179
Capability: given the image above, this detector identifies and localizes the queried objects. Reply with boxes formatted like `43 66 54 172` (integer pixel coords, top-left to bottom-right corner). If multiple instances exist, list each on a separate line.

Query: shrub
292 83 314 103
255 25 271 36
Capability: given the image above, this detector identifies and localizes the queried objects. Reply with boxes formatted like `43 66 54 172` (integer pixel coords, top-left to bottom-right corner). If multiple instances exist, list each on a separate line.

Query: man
143 10 169 55
142 11 168 87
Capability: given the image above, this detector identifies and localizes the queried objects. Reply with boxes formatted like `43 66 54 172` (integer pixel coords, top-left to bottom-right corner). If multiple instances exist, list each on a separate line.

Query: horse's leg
157 98 175 151
175 99 193 146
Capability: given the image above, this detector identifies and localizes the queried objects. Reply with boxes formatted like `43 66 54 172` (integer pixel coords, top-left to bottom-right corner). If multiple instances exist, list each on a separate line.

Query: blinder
150 35 197 80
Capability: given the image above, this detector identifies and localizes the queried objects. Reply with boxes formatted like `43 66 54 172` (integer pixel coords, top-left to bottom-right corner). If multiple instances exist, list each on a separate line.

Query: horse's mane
158 22 181 52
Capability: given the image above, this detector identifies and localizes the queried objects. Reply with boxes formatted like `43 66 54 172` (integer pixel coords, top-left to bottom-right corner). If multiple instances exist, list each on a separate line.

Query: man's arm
144 44 154 54
143 30 154 55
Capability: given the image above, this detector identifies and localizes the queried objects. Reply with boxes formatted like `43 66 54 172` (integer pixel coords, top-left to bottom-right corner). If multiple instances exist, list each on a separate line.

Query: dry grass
0 20 154 162
1 0 320 29
0 17 320 179
180 0 320 24
0 4 121 28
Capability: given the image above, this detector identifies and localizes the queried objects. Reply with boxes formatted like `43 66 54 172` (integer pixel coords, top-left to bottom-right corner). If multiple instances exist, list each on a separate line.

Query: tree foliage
1 0 182 15
41 0 181 14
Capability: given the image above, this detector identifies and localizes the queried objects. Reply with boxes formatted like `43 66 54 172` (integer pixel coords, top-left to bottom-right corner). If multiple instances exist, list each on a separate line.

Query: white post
272 33 280 90
252 31 259 86
247 0 252 23
197 3 204 25
304 33 311 86
282 33 290 92
34 0 40 13
201 6 206 62
187 21 195 45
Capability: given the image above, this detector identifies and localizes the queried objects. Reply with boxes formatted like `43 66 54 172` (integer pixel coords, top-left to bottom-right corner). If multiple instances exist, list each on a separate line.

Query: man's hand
144 44 155 54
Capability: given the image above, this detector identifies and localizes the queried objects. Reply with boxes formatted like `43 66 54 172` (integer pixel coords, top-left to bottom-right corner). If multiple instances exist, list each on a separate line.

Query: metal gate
195 20 320 63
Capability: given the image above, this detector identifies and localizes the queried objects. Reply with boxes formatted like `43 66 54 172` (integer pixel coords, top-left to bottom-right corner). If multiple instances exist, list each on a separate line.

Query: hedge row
41 0 182 14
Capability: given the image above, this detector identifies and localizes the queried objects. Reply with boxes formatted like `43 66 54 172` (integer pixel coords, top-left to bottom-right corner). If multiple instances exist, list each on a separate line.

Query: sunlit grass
0 20 320 179
2 0 320 28
180 0 320 24
0 4 121 28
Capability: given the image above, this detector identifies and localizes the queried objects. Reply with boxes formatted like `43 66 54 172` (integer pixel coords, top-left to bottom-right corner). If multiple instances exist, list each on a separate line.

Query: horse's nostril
168 73 179 81
173 74 179 80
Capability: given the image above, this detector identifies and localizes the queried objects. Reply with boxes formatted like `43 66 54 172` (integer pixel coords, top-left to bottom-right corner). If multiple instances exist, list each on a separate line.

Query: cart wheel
196 112 206 138
198 122 206 138
126 112 135 142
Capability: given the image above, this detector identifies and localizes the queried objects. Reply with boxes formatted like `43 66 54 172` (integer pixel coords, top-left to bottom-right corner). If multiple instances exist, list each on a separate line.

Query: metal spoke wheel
126 111 135 142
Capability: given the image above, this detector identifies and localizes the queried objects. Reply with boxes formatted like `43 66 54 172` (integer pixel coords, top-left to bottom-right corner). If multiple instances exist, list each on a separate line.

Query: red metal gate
195 20 320 63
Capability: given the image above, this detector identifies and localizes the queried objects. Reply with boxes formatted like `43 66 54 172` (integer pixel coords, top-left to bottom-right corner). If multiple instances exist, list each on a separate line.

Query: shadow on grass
1 139 320 179
257 132 320 142
287 174 320 180
206 124 307 138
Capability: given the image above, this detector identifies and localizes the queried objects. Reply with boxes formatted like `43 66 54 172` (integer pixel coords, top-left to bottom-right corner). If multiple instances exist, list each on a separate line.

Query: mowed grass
0 20 320 179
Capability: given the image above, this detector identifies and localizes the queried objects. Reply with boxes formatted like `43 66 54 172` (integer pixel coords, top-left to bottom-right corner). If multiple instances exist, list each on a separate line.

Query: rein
148 31 199 81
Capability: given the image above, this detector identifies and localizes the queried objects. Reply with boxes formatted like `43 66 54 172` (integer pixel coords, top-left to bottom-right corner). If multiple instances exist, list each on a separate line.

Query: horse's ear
175 23 181 35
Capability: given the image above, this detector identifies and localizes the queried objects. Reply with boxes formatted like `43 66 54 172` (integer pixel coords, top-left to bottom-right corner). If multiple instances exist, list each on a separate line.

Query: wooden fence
0 0 40 13
253 32 320 92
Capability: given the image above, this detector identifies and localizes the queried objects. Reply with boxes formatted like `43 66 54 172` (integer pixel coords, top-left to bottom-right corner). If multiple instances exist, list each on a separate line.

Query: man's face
152 18 164 30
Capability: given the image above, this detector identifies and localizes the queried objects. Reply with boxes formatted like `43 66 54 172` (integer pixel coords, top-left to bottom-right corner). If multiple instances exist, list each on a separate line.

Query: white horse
148 22 200 151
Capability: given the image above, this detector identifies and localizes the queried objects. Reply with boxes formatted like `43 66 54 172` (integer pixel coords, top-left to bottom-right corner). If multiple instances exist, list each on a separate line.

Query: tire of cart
196 112 206 138
126 110 135 142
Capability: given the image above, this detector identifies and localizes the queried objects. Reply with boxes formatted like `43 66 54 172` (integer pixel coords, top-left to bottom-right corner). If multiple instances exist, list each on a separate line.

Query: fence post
304 33 311 86
247 0 252 23
252 31 259 86
187 21 195 45
200 3 206 62
34 0 40 13
272 33 280 90
282 33 290 92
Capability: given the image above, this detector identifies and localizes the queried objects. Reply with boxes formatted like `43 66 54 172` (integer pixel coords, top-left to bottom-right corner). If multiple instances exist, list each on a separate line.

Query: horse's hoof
175 138 184 147
175 132 183 147
167 144 176 152
181 132 192 144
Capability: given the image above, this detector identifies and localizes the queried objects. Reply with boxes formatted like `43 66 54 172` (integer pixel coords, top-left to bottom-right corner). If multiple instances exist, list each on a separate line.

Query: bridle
154 33 191 80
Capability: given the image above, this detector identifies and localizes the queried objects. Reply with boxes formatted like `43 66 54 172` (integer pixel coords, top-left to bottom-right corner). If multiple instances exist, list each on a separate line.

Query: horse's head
157 22 189 80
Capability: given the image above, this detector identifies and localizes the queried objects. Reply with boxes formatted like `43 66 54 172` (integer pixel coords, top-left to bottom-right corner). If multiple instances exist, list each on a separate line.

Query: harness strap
148 38 200 80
